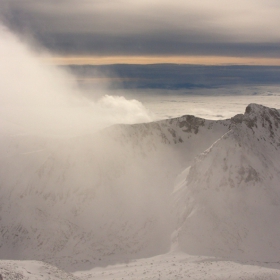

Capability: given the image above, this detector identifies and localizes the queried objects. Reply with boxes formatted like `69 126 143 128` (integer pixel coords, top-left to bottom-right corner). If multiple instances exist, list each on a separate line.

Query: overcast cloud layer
1 0 280 57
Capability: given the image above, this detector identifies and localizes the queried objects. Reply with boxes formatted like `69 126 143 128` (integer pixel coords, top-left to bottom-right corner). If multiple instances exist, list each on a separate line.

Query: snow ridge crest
175 103 280 261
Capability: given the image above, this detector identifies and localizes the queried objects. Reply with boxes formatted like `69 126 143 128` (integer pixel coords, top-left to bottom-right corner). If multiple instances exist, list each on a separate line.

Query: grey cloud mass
1 0 280 57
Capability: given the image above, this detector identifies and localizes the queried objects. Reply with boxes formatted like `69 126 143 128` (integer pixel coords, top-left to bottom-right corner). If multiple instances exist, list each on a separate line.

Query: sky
1 0 280 65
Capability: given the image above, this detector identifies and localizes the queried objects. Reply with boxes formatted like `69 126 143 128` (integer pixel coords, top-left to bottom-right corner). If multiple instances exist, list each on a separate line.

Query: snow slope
75 252 280 280
1 254 280 280
0 260 79 280
174 104 280 261
0 113 231 270
1 104 280 279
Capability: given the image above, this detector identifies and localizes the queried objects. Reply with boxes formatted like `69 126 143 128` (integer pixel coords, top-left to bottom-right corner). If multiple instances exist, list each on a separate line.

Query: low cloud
0 25 152 136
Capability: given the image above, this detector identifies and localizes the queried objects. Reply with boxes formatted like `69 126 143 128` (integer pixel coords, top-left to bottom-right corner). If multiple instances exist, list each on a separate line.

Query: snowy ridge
175 104 280 261
0 113 231 270
1 104 280 279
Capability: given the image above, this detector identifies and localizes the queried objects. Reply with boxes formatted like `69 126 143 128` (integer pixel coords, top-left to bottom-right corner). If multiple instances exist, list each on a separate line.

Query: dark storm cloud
1 0 280 57
35 33 280 58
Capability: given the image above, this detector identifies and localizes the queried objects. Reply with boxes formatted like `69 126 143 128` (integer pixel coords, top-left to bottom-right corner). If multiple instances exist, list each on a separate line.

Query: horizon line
40 55 280 66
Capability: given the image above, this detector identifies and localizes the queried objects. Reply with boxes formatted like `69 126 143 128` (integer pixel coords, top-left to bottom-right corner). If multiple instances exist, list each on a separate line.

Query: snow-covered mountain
1 103 280 277
0 112 231 269
174 104 280 261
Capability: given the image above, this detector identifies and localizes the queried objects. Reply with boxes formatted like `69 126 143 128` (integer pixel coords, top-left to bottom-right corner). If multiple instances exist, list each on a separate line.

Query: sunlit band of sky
3 0 280 66
42 56 280 66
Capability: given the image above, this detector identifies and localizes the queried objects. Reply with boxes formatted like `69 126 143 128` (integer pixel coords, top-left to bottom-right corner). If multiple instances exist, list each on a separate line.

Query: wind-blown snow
0 113 230 269
0 25 152 137
1 104 280 279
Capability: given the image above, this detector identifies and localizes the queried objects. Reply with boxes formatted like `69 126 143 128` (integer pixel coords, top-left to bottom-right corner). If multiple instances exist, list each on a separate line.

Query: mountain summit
175 103 280 261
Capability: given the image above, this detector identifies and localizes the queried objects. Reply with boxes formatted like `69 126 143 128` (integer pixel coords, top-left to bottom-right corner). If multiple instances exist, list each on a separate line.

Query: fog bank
0 25 152 136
